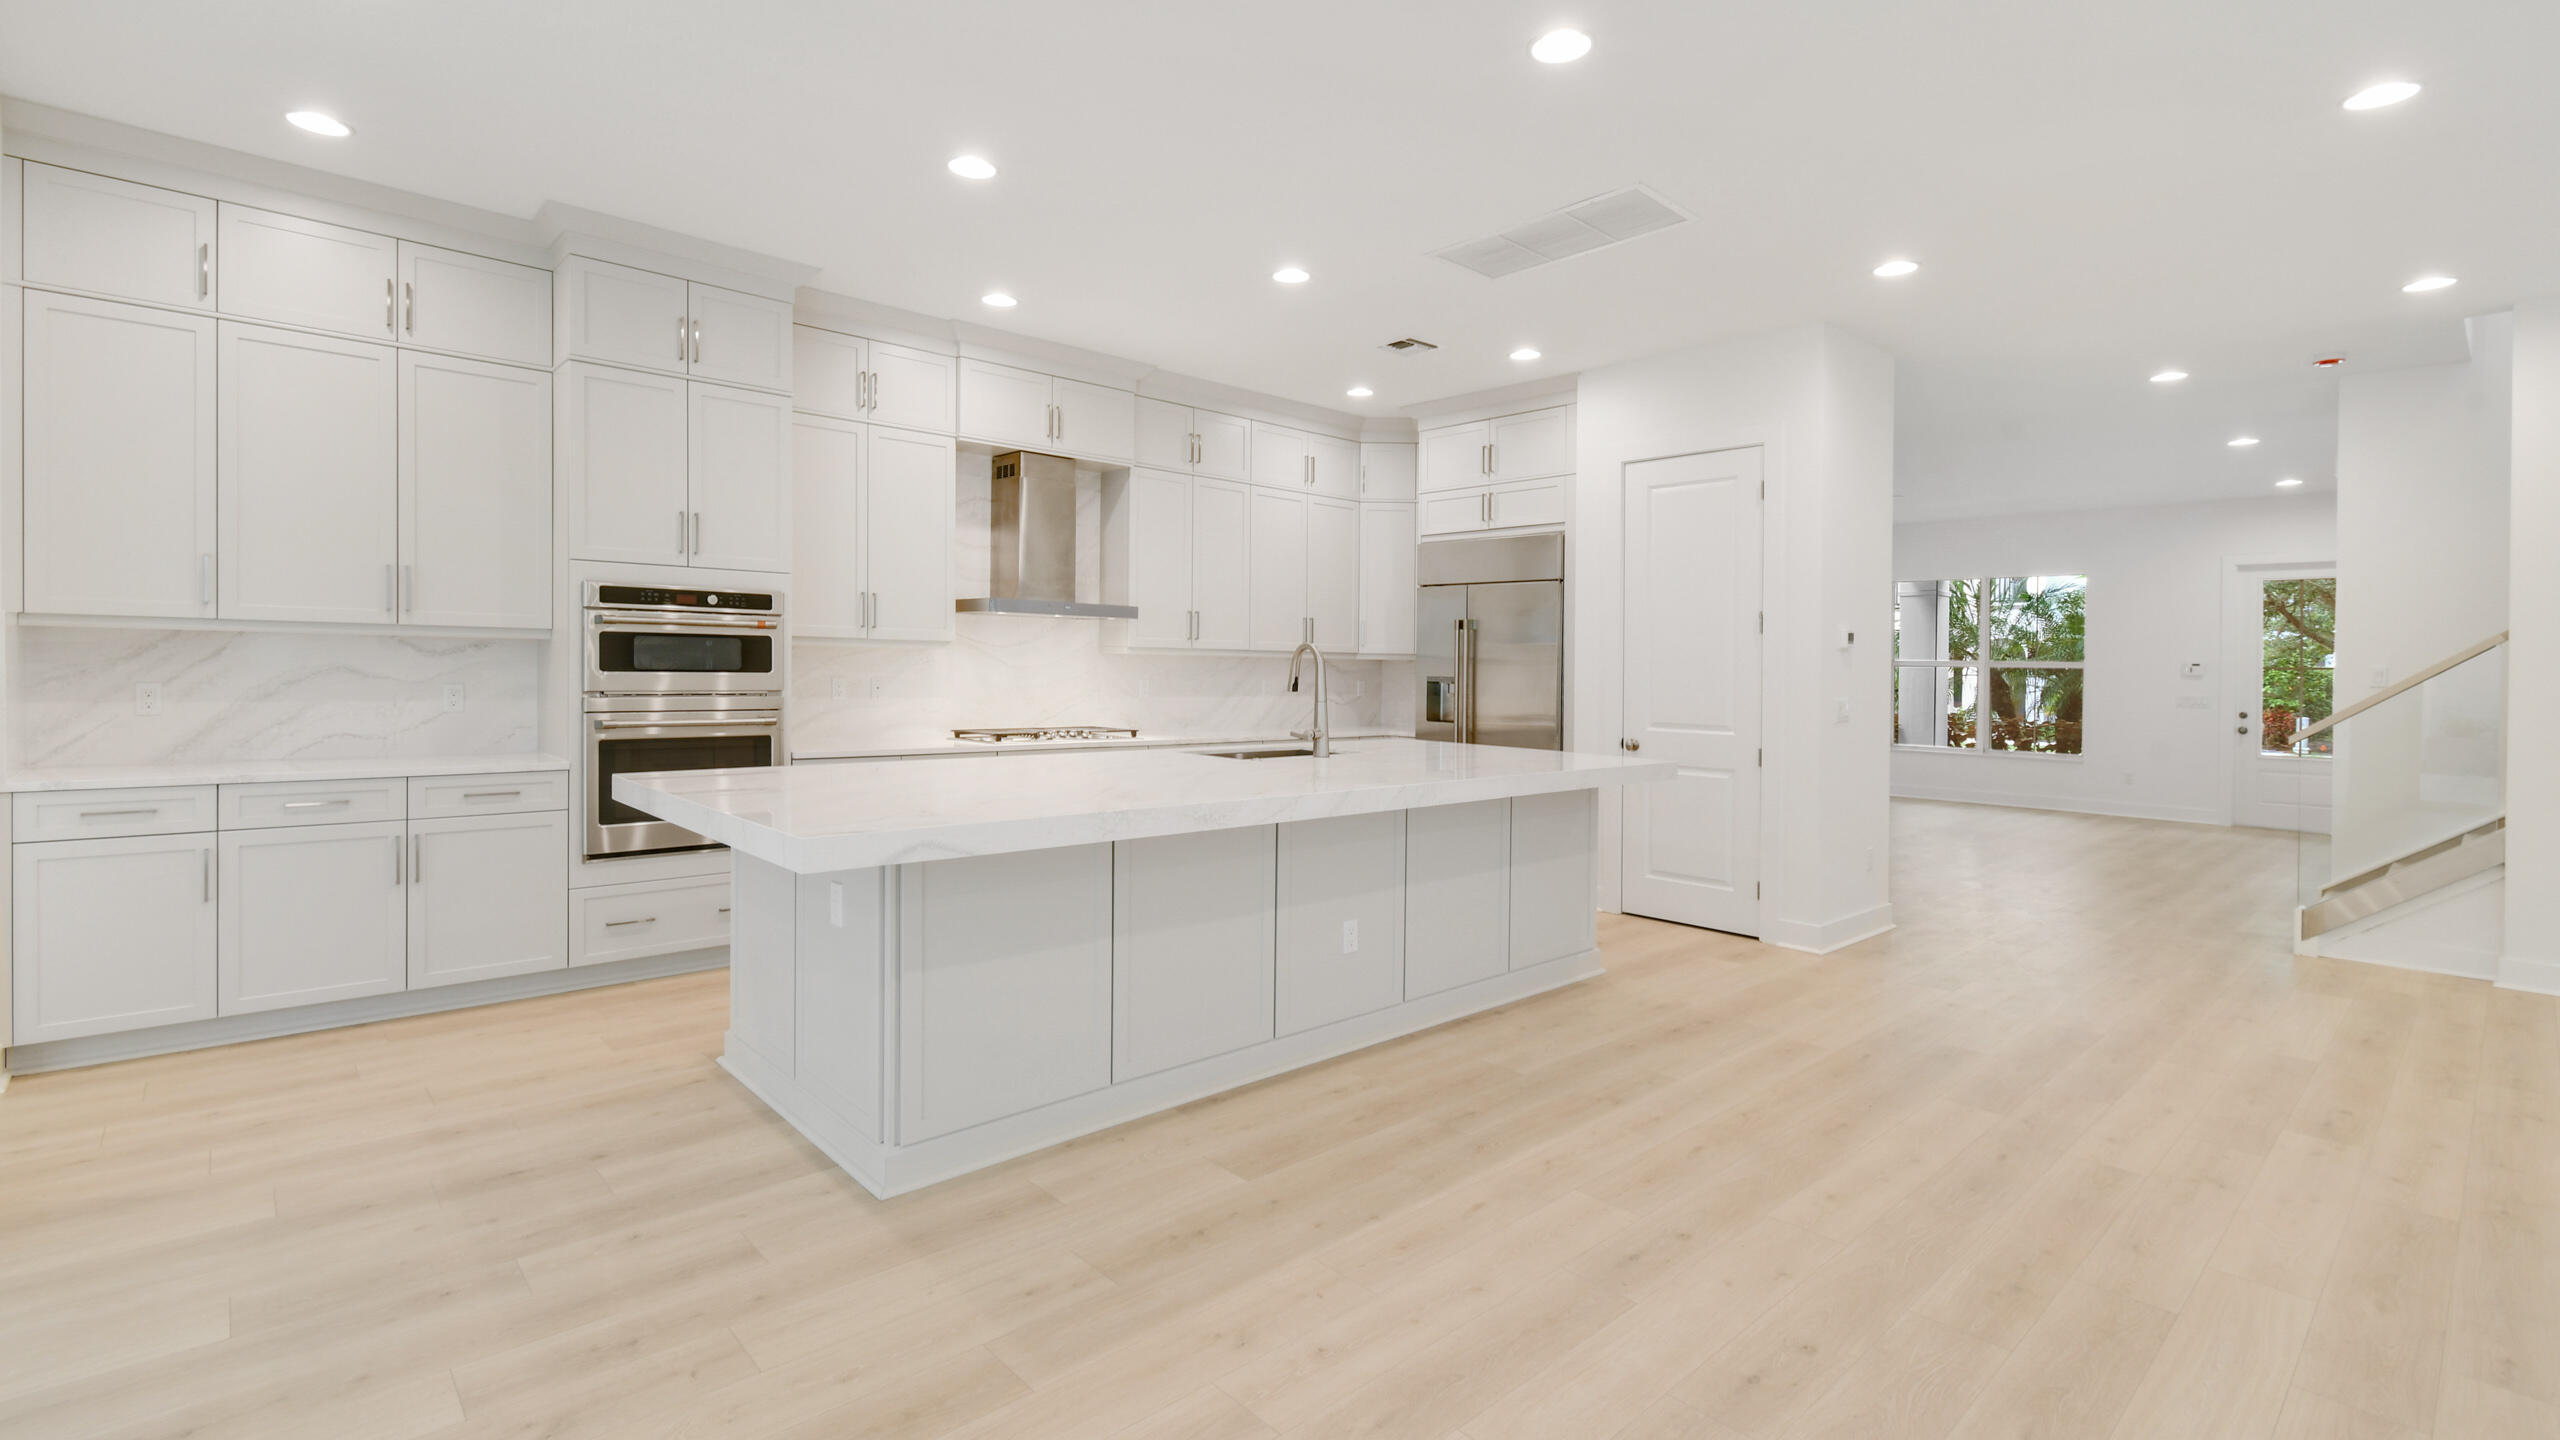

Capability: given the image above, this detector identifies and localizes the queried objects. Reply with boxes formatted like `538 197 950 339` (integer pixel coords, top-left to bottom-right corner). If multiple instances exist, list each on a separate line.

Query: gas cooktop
951 727 1142 744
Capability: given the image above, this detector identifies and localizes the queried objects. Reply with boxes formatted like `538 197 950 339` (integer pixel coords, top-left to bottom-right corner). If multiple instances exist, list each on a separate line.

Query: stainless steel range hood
954 450 1138 619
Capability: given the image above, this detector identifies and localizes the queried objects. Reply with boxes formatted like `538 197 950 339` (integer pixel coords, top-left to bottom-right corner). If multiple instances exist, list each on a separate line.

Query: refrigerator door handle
1452 617 1470 743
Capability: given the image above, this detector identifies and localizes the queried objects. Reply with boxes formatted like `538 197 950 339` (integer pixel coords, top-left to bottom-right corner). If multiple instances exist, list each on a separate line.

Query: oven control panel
590 584 777 614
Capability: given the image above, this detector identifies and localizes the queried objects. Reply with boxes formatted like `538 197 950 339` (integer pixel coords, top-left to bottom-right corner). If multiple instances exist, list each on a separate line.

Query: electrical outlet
865 676 886 700
441 684 466 713
1834 698 1851 725
830 676 847 699
1864 847 1875 875
1341 919 1360 953
135 683 163 716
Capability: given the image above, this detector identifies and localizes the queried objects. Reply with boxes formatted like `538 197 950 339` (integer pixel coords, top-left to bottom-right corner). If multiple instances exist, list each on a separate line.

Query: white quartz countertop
791 729 1403 762
618 738 1676 872
2 753 572 793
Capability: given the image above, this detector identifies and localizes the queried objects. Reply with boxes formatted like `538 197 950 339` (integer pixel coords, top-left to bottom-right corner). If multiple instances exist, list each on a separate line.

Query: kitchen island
616 738 1674 1196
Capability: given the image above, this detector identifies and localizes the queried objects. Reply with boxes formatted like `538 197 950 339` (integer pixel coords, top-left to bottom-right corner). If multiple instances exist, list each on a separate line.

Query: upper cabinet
794 325 955 434
1359 442 1418 502
218 204 400 340
400 353 551 630
21 162 217 311
958 359 1135 464
1134 398 1251 483
216 322 400 625
686 384 794 572
1419 422 1490 493
557 256 792 393
1421 405 1575 492
1249 422 1359 500
1358 503 1418 656
1102 469 1252 652
792 415 955 642
394 242 551 367
562 362 791 574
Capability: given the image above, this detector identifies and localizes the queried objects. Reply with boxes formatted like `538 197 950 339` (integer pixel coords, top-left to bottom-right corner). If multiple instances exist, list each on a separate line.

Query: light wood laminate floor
2 800 2555 1439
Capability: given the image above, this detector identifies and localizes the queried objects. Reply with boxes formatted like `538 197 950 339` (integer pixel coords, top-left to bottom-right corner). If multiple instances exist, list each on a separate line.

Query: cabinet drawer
409 771 568 819
572 878 731 966
13 786 219 841
219 776 405 830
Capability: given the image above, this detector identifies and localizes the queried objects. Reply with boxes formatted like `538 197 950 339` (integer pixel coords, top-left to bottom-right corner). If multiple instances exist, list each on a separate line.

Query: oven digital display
629 634 747 673
594 584 775 611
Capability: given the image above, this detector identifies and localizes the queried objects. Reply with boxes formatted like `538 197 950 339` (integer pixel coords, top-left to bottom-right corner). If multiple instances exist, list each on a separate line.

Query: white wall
2505 298 2560 994
1572 324 1896 952
1892 496 2335 825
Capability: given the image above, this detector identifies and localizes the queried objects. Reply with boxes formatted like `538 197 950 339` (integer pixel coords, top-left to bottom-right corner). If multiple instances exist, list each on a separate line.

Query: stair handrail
2297 631 2509 740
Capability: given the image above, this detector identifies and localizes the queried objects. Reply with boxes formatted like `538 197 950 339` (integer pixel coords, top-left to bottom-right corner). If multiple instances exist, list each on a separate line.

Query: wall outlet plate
441 684 466 713
830 676 848 699
1342 919 1360 953
135 683 163 717
865 676 887 700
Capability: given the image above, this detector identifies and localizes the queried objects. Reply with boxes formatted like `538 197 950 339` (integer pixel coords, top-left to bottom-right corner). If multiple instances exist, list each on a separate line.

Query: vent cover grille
1434 185 1690 280
1380 337 1439 352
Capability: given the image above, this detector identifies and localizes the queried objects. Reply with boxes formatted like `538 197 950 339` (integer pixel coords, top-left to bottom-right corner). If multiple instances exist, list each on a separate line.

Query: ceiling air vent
1434 184 1690 280
1381 337 1439 352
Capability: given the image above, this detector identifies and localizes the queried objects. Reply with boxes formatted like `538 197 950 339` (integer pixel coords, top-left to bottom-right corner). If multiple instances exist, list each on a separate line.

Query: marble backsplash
10 625 544 771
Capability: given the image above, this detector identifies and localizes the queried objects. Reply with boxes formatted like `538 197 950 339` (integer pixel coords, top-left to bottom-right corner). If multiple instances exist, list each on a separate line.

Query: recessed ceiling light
1530 29 1592 63
2276 477 2305 487
2151 369 2189 384
285 110 350 138
1510 347 1542 362
947 154 997 180
1872 258 1920 278
2402 274 2458 293
2343 81 2421 111
980 292 1017 308
1272 266 1310 284
1345 386 1374 398
2228 436 2261 448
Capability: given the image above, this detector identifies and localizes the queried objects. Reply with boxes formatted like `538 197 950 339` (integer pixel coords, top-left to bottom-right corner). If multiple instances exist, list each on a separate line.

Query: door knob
1621 738 1640 751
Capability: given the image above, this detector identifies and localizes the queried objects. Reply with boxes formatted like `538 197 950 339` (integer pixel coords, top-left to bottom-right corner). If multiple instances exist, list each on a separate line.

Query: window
2260 577 2335 756
1894 575 2086 754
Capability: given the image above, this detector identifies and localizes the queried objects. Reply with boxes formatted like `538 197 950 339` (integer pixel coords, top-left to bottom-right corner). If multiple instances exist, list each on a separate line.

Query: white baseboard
4 948 729 1075
2496 955 2560 996
1764 904 1896 955
1890 785 2223 828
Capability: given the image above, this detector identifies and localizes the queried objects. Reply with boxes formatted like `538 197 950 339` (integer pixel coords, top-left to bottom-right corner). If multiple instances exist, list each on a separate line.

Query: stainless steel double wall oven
583 582 783 859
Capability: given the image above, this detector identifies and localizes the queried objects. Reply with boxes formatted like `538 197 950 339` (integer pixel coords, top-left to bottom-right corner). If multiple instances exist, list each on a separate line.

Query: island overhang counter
616 738 1675 1197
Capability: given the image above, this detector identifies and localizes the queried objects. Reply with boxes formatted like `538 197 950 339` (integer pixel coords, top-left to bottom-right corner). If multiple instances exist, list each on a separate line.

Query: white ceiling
4 0 2550 516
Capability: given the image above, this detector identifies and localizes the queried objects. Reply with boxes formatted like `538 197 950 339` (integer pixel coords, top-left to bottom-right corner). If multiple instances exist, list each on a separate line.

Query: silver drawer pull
717 906 731 915
281 799 352 810
80 807 161 819
461 790 523 800
604 916 659 928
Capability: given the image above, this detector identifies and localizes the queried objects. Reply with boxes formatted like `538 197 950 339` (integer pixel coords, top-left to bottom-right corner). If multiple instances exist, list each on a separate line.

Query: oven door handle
591 716 781 731
588 612 779 630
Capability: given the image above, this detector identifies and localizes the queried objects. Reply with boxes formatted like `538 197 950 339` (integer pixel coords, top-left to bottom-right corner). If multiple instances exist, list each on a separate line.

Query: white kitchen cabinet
899 844 1113 1143
1307 496 1360 652
20 162 217 310
1276 812 1406 1035
400 351 551 629
1106 470 1252 651
14 787 219 843
793 416 953 641
1405 799 1511 998
958 358 1053 451
1191 477 1255 650
1419 421 1491 493
1249 488 1310 652
1134 397 1192 472
1418 478 1569 537
685 283 794 392
794 326 869 420
394 241 550 367
217 322 399 624
407 811 569 989
1050 377 1135 463
217 204 398 340
1135 399 1250 482
1112 826 1276 1081
218 820 408 1014
21 292 217 619
1249 421 1311 491
795 326 955 434
1307 433 1360 500
557 256 689 373
1419 489 1486 537
563 361 689 566
12 832 218 1044
1509 790 1597 969
867 340 956 434
687 383 793 573
218 776 404 830
1358 503 1418 656
1359 441 1418 501
571 874 731 967
1491 406 1575 482
408 770 568 820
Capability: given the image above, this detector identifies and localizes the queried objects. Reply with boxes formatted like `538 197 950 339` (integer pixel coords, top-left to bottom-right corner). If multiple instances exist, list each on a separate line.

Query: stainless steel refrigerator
1415 533 1565 749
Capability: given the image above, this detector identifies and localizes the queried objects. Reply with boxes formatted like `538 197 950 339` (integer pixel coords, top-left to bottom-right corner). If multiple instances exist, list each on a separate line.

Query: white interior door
2229 565 2336 833
1620 447 1762 935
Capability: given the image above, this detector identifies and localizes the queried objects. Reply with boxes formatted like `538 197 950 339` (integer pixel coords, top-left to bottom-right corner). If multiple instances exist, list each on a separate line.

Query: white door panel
864 427 957 642
866 341 954 434
400 352 551 629
1191 477 1255 650
218 323 399 624
564 362 689 565
217 204 397 339
21 162 217 309
396 242 550 366
791 413 867 636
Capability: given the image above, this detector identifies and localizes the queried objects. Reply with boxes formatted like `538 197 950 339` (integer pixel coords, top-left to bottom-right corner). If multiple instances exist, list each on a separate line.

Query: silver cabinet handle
461 790 522 800
393 837 403 885
401 564 413 614
604 916 658 928
280 798 351 810
385 277 395 331
80 807 159 819
384 563 395 612
1489 442 1497 474
203 847 213 903
678 314 688 363
412 834 422 883
403 281 414 335
198 243 210 299
717 906 731 916
678 509 688 556
691 511 703 556
691 320 702 364
1056 403 1065 441
200 554 213 607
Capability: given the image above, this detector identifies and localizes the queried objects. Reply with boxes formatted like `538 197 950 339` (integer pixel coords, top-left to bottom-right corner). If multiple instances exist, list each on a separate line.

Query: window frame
1892 575 2088 759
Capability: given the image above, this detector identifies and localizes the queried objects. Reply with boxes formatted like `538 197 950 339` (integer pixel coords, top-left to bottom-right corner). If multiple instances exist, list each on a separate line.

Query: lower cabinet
1405 799 1511 998
1509 790 1598 969
1276 812 1406 1035
409 811 572 989
1113 826 1276 1081
11 832 219 1043
572 874 731 966
219 820 408 1014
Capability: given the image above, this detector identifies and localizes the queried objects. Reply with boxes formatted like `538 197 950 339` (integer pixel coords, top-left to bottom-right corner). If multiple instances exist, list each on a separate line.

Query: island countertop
616 738 1675 873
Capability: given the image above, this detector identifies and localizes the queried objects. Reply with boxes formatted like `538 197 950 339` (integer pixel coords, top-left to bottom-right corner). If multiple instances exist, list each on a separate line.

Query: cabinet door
558 257 689 373
400 352 551 629
1307 496 1361 653
958 359 1053 450
218 820 407 1014
686 282 793 392
1491 406 1575 482
1250 421 1313 490
408 812 568 988
1122 470 1196 649
564 362 689 565
1248 489 1309 651
22 293 217 619
1405 800 1510 998
1509 790 1597 968
1194 409 1252 483
1276 812 1405 1035
218 323 399 624
790 413 868 637
687 383 793 573
1359 442 1418 501
217 204 397 339
1419 488 1490 537
1113 826 1276 1081
395 241 550 367
21 162 216 310
1192 477 1255 650
1051 377 1135 463
1133 397 1196 472
1358 503 1418 655
1306 434 1361 501
899 845 1113 1142
1489 479 1568 530
866 340 955 434
1418 422 1491 493
12 833 217 1043
864 426 957 642
792 325 867 420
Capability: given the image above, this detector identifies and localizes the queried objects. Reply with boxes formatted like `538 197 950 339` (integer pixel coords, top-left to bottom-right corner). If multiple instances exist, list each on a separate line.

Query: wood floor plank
2104 1269 2315 1440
